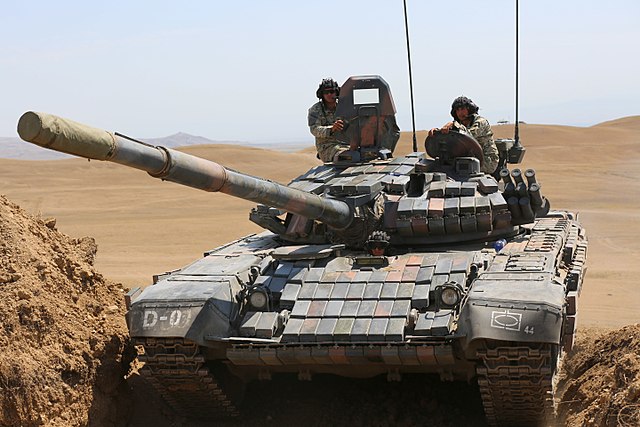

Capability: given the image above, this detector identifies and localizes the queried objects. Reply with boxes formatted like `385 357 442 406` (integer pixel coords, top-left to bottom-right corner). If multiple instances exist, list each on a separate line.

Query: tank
17 75 587 427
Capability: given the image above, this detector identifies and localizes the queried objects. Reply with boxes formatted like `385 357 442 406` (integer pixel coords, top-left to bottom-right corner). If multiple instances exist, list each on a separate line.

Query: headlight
440 287 460 306
438 282 463 308
247 287 270 311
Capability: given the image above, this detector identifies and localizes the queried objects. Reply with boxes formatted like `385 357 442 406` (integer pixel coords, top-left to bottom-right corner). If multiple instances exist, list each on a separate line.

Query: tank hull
128 211 587 425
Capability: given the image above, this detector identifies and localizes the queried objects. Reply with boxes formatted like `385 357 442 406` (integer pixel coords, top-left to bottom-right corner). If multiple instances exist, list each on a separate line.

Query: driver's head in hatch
366 231 390 256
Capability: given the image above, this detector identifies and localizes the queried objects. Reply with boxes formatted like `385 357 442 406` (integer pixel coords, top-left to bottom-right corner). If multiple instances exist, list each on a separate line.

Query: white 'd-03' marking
142 309 190 329
490 310 522 331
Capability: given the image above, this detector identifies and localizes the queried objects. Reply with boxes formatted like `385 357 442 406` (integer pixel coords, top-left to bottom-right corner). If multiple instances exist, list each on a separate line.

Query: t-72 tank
17 75 587 427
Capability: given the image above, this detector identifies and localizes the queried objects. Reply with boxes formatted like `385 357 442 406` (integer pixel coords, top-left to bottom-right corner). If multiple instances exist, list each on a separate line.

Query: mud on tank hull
126 210 587 426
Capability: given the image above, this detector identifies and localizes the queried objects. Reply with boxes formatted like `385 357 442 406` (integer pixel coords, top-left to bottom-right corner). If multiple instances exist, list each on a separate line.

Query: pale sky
2 1 638 143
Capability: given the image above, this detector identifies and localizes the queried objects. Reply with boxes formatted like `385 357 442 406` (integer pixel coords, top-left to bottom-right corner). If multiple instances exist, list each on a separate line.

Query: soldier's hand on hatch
440 121 454 134
331 120 344 132
428 128 439 137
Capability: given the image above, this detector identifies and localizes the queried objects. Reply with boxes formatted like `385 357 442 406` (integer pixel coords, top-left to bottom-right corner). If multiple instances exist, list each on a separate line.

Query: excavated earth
1 194 639 427
0 195 132 427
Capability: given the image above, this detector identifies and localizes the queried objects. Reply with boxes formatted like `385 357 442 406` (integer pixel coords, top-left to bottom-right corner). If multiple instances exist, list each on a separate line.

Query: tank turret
18 110 548 251
18 76 548 250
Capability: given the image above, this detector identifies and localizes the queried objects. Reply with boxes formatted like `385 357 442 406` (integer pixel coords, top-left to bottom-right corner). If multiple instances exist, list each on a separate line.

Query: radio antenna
504 0 526 164
403 0 418 152
514 0 520 146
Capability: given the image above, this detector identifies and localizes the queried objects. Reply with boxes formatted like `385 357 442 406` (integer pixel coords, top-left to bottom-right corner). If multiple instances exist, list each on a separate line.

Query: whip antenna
403 0 418 152
514 0 520 146
505 0 526 164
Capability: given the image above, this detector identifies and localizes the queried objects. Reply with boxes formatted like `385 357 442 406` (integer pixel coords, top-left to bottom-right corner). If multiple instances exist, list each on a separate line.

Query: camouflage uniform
308 101 348 162
459 114 499 174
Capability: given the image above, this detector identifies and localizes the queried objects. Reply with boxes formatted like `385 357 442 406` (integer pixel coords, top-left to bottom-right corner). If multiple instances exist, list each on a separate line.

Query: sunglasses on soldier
367 242 387 249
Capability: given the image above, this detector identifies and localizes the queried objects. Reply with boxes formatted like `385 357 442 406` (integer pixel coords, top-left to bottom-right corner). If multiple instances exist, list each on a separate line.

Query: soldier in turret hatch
366 231 390 257
429 96 500 174
308 78 349 162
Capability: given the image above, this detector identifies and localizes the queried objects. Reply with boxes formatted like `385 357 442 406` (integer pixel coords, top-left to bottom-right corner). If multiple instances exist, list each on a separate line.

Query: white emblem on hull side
490 310 522 331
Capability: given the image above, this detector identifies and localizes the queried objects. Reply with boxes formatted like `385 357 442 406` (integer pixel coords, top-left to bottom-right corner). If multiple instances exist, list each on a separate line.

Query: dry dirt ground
1 118 639 426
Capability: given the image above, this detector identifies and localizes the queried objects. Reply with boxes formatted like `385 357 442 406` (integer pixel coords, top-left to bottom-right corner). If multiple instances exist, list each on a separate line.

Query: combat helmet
316 78 340 99
365 230 390 253
450 96 479 119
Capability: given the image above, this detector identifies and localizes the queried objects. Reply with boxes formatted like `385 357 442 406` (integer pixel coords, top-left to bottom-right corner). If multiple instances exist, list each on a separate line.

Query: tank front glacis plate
226 248 485 375
259 251 479 343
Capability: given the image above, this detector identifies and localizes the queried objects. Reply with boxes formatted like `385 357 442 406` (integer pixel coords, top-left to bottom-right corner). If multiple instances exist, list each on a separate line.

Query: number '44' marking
524 326 535 335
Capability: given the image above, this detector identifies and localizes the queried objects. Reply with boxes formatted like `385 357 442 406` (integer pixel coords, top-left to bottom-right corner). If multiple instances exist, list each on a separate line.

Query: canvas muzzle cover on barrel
17 111 116 161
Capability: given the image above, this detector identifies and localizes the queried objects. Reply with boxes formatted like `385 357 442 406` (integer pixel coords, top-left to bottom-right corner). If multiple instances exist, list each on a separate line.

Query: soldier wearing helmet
429 96 499 174
366 230 390 257
308 78 349 162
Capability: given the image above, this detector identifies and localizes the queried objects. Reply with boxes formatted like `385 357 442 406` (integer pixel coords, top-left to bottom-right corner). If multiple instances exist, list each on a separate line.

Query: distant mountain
0 133 311 160
140 132 245 149
0 137 72 160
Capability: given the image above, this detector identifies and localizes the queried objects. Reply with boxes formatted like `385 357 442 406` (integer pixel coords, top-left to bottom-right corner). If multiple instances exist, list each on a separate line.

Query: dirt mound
558 326 640 426
0 195 132 427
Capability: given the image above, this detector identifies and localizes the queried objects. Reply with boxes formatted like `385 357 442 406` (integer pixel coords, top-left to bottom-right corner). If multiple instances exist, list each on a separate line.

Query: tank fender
126 278 239 346
457 274 565 355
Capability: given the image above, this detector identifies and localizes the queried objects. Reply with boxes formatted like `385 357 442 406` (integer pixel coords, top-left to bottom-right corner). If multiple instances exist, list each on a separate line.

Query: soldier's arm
308 107 333 139
472 119 499 173
468 118 493 143
481 141 499 173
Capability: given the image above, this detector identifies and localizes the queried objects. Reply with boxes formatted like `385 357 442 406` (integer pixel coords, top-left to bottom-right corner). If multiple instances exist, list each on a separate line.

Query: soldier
308 78 349 162
430 96 499 174
366 230 390 256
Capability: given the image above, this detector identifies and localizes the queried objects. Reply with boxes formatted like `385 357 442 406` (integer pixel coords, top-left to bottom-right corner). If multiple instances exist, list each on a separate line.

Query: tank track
135 338 240 418
476 343 556 427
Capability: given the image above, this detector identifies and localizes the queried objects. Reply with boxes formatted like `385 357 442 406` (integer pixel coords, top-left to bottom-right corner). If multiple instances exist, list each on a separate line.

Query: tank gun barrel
17 111 353 229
